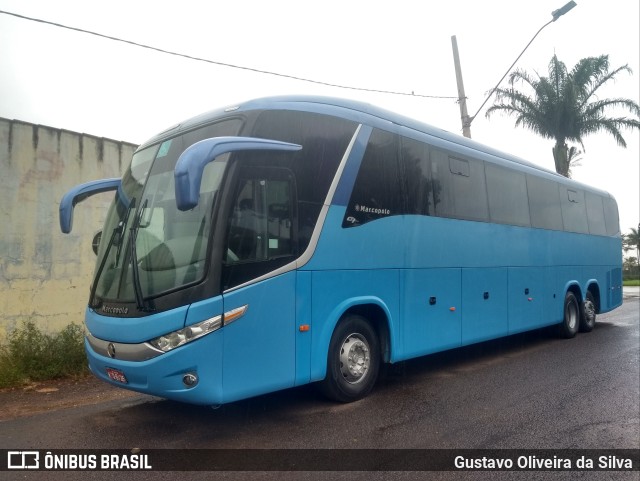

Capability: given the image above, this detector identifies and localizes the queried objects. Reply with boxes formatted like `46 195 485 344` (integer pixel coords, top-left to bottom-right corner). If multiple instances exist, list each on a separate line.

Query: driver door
220 166 299 402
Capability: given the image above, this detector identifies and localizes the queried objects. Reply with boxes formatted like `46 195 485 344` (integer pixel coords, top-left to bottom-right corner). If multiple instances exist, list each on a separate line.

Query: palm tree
566 145 582 178
623 227 640 266
486 54 640 177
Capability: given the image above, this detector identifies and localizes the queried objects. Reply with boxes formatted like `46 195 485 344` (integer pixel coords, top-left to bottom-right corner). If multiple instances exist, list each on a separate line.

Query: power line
0 9 458 100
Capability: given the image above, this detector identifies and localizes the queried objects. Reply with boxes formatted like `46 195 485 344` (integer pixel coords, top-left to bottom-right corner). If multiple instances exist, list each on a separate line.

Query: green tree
486 54 640 177
623 257 638 272
623 227 640 266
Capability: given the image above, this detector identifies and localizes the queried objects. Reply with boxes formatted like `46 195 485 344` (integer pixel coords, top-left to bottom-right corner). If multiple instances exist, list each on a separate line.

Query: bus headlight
149 315 222 353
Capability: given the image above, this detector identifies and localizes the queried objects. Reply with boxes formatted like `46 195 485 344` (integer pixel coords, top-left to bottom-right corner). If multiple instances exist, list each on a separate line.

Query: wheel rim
339 333 370 385
584 299 596 325
567 301 578 330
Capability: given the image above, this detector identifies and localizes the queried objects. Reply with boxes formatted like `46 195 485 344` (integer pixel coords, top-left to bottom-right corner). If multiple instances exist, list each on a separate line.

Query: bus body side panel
304 206 403 381
303 206 404 381
461 268 508 345
607 267 623 310
308 269 400 383
295 270 313 386
221 271 297 403
543 267 565 325
507 267 547 334
304 206 621 375
550 233 622 314
400 268 461 359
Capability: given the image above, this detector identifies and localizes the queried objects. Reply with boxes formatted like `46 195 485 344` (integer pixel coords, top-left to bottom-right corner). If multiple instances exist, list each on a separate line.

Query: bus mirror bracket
174 136 302 211
59 178 121 234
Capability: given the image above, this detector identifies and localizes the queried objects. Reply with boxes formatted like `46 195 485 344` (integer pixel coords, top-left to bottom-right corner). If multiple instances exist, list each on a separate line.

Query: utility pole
451 35 471 138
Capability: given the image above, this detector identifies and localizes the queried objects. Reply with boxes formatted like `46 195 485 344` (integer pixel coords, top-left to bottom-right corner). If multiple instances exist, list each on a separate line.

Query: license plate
106 367 128 384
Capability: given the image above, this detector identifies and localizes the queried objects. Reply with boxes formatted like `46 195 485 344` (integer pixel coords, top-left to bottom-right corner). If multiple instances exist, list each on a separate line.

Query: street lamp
457 1 577 138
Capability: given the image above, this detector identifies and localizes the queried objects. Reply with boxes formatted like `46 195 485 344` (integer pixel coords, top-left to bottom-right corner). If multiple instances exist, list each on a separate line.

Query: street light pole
455 1 577 137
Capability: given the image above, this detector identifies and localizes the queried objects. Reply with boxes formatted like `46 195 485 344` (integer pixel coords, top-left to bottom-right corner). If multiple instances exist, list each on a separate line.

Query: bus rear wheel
558 291 580 339
320 315 380 403
579 291 597 332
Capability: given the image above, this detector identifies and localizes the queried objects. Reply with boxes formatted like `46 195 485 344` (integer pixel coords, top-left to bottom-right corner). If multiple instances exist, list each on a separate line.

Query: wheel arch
310 296 393 382
585 280 601 313
563 282 583 304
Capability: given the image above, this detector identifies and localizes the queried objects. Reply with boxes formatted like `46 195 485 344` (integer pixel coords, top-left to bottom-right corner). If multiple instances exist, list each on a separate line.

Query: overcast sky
1 0 638 234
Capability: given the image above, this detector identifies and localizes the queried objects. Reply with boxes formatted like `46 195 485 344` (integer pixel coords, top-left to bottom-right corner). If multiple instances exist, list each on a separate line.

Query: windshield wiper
129 198 154 312
89 198 136 308
114 198 135 267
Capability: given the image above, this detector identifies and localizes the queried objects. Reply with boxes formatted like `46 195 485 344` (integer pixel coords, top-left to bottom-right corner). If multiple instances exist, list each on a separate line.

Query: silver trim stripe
87 333 164 362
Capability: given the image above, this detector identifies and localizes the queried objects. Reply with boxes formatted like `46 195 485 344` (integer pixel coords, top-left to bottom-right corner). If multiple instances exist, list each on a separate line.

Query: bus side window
401 136 434 216
603 196 620 236
431 149 490 221
343 129 402 228
560 186 589 234
449 155 489 222
226 169 296 264
585 192 607 235
527 174 563 231
485 163 530 227
430 150 454 218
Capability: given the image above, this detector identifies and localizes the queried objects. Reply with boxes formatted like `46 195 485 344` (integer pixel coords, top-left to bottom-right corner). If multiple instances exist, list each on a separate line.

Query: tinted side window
527 174 563 230
603 196 620 236
560 187 589 233
222 166 297 289
486 163 530 227
226 170 295 263
430 150 455 218
430 150 489 221
344 129 402 227
253 110 357 247
585 192 607 235
401 137 434 216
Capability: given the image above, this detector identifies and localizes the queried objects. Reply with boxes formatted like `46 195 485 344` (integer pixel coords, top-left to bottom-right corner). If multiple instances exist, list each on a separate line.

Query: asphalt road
1 298 638 481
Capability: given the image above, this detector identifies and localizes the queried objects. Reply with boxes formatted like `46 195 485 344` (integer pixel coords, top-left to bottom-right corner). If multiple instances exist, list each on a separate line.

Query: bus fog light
183 373 199 387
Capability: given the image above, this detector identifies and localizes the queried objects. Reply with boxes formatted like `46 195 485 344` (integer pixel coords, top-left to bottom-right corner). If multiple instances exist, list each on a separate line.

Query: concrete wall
0 118 137 339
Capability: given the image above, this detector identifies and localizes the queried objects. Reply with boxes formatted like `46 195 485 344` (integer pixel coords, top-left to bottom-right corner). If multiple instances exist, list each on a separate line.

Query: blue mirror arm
59 178 121 233
174 136 302 211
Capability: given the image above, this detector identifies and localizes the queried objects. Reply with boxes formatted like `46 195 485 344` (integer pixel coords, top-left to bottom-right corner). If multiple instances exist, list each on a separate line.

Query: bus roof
139 95 613 198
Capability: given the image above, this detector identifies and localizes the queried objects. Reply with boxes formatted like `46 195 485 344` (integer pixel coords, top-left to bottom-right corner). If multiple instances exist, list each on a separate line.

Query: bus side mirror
59 178 121 233
92 231 103 255
174 136 301 211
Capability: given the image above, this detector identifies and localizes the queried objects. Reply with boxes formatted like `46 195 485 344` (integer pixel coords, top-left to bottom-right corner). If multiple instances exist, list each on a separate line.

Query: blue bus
60 96 623 405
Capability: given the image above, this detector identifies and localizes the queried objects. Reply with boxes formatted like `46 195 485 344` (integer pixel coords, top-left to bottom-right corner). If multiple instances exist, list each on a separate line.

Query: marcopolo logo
7 451 39 469
101 305 129 315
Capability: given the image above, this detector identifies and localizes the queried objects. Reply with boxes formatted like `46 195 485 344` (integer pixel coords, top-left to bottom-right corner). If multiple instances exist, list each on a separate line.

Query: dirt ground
0 375 138 421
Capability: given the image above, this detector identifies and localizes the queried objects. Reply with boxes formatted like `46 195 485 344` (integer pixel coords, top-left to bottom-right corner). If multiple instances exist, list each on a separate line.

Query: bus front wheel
320 315 380 403
558 291 580 339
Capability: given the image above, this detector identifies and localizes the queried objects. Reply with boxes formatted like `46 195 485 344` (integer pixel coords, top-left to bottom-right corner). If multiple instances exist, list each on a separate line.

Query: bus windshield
91 119 242 308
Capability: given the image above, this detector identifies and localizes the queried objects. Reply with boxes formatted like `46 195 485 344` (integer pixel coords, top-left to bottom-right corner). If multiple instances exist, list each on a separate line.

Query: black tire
319 315 380 403
579 291 597 333
558 291 580 339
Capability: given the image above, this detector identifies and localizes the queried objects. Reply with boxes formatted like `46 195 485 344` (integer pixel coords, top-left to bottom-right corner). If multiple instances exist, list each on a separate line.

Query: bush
0 321 88 389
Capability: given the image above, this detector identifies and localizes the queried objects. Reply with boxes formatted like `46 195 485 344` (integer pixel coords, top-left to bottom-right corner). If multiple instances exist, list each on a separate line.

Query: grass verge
0 321 88 389
624 279 640 287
